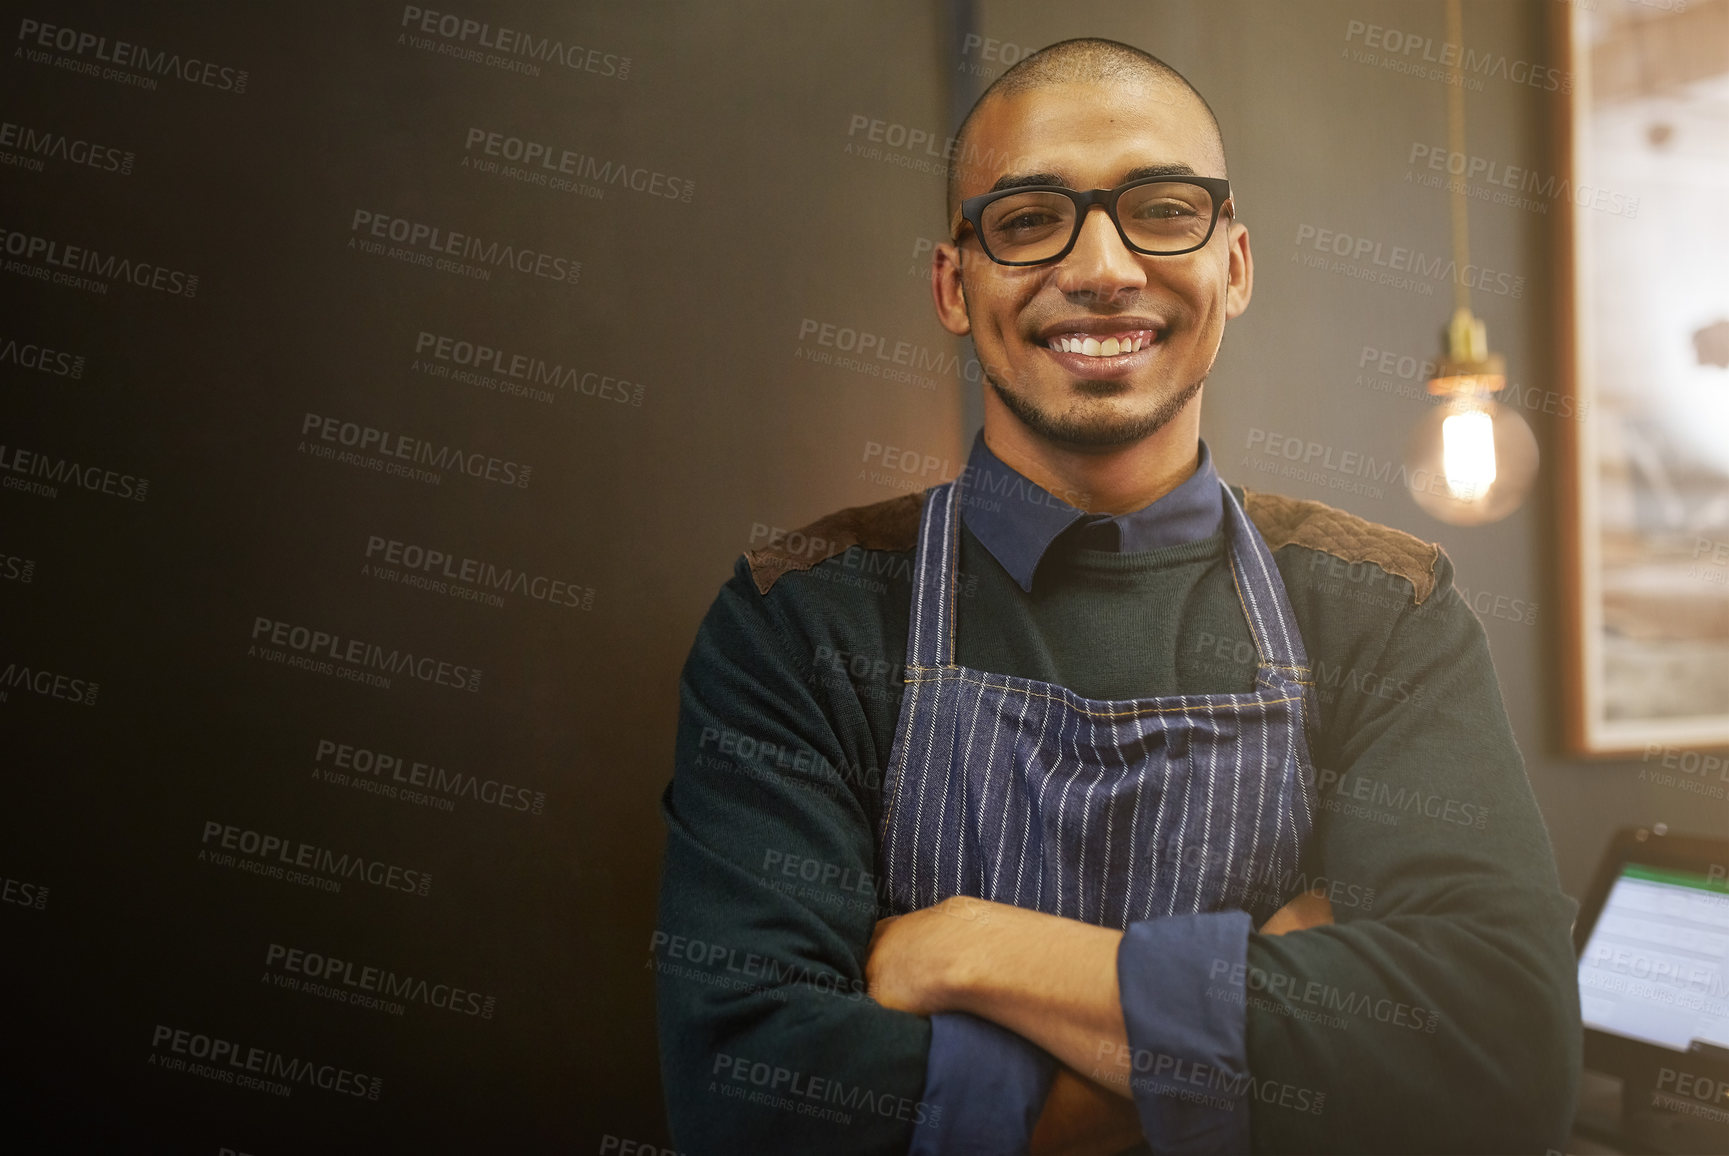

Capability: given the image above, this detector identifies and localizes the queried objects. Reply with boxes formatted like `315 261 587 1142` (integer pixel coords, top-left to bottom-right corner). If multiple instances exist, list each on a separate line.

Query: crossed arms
864 890 1336 1154
655 554 1582 1154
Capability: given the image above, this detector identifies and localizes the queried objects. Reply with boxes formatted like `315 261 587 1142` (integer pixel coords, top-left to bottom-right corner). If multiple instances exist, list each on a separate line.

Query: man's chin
987 367 1205 449
1066 377 1141 399
1025 418 1172 451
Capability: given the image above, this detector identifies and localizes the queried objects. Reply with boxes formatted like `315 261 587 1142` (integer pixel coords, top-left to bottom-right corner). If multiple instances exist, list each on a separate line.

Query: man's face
933 80 1252 450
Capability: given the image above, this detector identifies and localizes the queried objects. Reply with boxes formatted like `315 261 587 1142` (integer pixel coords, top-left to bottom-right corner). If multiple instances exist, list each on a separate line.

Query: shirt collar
958 429 1223 593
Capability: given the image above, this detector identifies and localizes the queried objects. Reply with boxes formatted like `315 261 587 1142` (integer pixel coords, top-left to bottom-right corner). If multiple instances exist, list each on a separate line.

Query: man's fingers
1258 890 1335 936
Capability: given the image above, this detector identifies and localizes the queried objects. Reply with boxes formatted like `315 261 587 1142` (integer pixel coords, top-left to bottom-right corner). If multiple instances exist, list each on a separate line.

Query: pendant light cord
1446 0 1472 317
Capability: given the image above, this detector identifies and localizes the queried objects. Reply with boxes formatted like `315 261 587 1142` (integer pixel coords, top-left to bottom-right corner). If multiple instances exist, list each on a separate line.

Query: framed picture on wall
1556 0 1729 755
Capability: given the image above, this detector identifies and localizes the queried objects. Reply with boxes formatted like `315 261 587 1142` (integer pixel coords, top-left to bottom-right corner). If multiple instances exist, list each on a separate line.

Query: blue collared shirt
909 430 1248 1156
957 428 1224 592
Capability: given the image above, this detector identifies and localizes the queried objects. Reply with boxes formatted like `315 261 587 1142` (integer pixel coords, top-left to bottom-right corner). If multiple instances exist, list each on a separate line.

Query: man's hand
867 897 1128 1088
864 896 998 1014
1258 889 1334 936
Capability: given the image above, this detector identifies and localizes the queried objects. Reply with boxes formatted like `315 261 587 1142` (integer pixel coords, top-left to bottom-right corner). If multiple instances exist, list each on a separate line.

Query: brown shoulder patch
1244 489 1442 605
745 491 926 595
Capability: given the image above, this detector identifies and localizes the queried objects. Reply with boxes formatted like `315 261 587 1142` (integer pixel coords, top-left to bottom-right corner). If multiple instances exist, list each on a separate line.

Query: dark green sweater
655 484 1580 1154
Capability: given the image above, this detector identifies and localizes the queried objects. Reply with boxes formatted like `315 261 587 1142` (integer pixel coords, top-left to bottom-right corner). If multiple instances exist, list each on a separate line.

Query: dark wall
1 2 956 1151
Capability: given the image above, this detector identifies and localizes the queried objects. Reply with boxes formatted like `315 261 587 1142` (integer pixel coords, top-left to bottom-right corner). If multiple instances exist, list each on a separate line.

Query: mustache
1018 280 1192 330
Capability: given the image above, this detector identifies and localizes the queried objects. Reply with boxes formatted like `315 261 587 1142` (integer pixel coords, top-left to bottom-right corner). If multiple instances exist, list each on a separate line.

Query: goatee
984 368 1206 449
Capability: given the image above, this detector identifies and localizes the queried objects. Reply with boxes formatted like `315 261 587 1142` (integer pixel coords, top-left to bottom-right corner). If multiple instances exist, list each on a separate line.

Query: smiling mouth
1043 329 1161 358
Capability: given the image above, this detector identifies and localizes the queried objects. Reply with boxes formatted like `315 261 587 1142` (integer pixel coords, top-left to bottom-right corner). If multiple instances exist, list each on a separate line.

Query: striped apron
880 473 1317 930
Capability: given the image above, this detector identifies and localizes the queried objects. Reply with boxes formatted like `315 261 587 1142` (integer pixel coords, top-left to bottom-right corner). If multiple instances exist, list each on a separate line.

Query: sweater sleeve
655 558 938 1154
1238 551 1582 1153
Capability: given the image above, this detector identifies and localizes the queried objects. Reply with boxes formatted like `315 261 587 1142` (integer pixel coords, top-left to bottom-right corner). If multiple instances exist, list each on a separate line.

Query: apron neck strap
906 478 961 668
1220 482 1311 676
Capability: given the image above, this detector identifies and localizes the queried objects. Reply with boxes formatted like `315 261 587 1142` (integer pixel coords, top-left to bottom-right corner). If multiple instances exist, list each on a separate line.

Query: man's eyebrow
988 172 1069 193
1122 163 1199 181
985 162 1201 193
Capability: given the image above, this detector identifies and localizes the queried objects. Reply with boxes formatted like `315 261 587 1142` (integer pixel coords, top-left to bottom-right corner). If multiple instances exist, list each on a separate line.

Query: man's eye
1135 200 1201 220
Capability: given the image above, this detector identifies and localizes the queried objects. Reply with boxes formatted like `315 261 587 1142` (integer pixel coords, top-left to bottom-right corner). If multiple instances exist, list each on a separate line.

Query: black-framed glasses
952 175 1233 266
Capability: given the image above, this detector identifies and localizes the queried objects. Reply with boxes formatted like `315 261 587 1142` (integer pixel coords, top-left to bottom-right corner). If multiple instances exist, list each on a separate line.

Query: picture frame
1555 0 1729 756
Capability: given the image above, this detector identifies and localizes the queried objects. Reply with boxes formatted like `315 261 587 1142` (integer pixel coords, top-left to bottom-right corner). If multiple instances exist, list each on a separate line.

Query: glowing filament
1442 409 1497 500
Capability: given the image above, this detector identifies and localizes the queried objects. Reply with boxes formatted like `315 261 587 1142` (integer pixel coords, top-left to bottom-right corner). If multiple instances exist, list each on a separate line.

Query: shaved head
945 37 1226 221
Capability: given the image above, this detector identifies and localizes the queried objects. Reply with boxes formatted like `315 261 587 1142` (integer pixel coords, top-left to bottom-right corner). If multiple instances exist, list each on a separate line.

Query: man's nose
1052 204 1147 300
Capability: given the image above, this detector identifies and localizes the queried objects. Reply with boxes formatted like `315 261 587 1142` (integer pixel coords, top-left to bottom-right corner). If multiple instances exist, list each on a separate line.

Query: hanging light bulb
1403 0 1539 527
1404 307 1539 526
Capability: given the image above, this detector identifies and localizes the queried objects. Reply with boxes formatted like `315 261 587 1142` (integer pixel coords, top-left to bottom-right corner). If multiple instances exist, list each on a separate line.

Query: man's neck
981 401 1203 517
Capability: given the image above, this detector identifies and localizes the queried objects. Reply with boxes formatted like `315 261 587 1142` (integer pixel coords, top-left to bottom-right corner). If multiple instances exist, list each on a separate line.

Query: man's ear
1224 216 1253 320
931 242 971 337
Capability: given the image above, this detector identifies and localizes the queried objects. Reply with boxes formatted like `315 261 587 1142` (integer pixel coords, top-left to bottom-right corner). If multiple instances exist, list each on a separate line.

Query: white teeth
1048 332 1155 357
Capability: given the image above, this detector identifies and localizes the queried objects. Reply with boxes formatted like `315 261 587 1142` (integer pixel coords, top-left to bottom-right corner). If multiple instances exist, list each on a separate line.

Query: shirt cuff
1117 911 1253 1153
907 1012 1058 1156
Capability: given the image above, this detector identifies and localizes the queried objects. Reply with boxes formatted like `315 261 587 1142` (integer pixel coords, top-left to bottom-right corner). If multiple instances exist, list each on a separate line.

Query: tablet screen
1577 863 1729 1053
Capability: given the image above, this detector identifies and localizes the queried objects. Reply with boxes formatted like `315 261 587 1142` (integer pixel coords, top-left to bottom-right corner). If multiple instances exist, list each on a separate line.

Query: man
655 37 1580 1155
